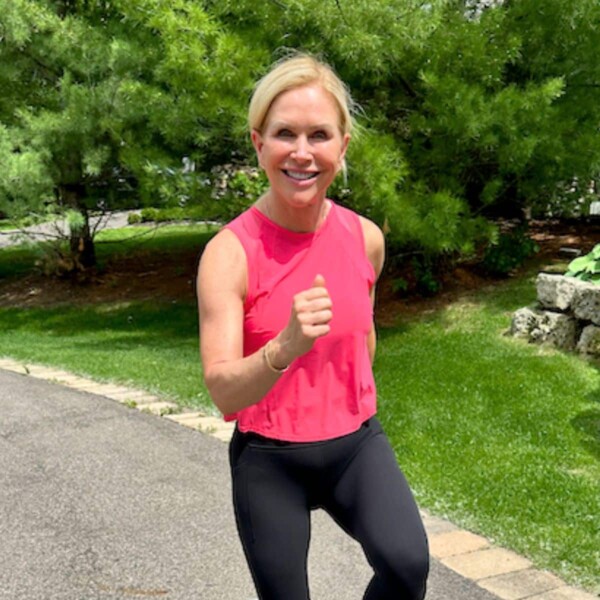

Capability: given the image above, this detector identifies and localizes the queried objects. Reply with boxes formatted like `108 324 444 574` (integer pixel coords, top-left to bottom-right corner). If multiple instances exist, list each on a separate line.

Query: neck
260 193 330 233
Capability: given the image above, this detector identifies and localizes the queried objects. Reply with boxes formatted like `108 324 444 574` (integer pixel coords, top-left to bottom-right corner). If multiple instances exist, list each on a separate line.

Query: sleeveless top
224 200 377 442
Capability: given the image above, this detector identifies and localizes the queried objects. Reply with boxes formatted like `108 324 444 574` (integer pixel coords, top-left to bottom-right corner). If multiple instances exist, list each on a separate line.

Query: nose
291 135 311 161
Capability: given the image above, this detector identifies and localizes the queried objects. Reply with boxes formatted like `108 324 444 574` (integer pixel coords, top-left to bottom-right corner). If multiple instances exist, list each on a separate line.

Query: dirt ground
377 219 600 324
0 219 598 323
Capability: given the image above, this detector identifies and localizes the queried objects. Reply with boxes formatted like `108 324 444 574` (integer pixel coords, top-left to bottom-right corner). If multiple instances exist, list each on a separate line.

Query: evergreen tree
2 0 599 272
0 0 260 268
213 0 600 255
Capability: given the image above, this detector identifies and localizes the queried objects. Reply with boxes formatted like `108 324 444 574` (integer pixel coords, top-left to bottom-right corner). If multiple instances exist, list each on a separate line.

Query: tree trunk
69 217 96 270
59 184 97 270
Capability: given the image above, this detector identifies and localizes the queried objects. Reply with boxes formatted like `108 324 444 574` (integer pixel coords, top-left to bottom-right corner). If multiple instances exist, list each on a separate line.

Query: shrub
411 255 442 295
140 208 159 223
209 164 268 221
127 212 142 225
482 226 539 276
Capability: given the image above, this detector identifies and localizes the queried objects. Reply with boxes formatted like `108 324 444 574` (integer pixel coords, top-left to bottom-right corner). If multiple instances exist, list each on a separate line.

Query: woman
197 54 429 600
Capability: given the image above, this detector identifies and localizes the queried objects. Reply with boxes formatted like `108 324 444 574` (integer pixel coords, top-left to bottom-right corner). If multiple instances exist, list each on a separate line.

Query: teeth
285 170 317 180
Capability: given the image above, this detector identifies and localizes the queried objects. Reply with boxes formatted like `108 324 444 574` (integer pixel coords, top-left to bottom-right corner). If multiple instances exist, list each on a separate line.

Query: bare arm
359 216 385 363
197 229 333 415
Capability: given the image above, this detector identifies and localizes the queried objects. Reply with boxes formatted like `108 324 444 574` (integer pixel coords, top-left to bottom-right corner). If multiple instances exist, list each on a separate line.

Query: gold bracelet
263 340 290 373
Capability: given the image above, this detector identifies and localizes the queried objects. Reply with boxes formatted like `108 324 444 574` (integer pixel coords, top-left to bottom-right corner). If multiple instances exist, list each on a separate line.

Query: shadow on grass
0 226 216 280
378 267 541 339
0 244 43 279
0 301 198 342
572 365 600 461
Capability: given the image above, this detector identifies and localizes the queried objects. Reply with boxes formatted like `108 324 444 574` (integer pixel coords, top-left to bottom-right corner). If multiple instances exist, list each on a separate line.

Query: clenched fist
270 274 333 368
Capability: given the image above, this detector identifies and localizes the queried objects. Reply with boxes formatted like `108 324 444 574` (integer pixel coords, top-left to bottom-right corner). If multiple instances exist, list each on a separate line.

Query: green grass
0 243 44 278
0 301 210 409
0 223 216 279
94 222 217 256
0 228 598 592
0 213 56 231
375 277 599 592
0 223 218 407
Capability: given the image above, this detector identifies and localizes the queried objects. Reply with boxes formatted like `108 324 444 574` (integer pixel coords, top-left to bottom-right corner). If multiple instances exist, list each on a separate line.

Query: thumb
312 274 326 288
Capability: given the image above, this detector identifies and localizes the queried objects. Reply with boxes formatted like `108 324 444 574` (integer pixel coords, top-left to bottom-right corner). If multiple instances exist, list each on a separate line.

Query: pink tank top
224 201 377 442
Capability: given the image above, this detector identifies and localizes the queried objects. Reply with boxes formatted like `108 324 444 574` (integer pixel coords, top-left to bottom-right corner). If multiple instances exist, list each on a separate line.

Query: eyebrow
269 121 335 131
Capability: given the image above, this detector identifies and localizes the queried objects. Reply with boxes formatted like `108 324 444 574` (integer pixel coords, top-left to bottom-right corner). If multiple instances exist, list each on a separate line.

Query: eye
276 129 294 138
311 130 329 140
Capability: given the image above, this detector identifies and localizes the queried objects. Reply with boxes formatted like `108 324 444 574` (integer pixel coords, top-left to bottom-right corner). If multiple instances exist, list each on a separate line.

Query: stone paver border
1 356 597 600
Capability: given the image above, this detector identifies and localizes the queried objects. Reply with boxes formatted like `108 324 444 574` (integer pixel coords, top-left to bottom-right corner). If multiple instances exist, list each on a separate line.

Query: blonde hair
248 53 355 137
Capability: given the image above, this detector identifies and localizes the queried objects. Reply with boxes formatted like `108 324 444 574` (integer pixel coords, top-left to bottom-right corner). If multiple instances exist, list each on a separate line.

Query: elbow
203 368 234 416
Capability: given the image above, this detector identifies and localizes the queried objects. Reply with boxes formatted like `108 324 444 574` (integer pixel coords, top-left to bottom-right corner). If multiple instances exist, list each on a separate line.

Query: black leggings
229 417 429 600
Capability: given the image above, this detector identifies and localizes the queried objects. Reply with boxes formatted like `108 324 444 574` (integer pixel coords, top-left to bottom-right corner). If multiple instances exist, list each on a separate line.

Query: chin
286 192 325 208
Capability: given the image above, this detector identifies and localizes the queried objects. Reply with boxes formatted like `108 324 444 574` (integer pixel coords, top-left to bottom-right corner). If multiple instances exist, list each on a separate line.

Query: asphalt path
0 369 501 600
0 212 133 249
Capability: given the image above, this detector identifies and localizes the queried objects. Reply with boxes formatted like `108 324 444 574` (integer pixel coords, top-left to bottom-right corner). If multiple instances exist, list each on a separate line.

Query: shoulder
358 215 385 278
198 228 247 299
200 204 260 266
331 203 385 278
201 227 246 266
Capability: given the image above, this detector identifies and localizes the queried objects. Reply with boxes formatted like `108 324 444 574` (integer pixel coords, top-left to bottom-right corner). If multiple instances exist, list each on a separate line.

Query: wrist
263 339 291 373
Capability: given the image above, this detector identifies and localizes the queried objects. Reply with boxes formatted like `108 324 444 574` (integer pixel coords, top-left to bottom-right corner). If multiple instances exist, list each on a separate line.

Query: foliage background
1 0 599 268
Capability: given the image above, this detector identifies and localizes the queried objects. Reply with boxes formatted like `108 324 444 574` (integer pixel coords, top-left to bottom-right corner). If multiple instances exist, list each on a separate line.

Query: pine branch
22 49 62 83
566 83 600 88
397 75 420 99
268 0 288 9
333 0 350 26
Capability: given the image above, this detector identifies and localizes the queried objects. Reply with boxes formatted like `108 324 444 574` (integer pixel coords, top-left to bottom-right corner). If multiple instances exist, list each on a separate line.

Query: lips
283 170 319 181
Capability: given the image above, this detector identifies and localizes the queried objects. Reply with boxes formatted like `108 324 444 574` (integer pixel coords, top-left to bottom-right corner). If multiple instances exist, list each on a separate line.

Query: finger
294 290 332 313
302 323 331 338
302 276 331 299
312 274 326 288
299 289 331 303
297 297 333 313
299 309 333 326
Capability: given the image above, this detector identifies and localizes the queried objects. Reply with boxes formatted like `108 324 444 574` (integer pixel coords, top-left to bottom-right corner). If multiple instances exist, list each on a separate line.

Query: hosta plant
565 244 600 284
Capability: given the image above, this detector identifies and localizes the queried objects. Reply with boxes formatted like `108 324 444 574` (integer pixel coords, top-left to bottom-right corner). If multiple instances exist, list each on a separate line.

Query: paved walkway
0 358 596 600
0 212 134 249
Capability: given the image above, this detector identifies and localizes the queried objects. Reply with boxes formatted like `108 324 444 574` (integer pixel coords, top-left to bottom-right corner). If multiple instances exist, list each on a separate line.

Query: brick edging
0 357 596 600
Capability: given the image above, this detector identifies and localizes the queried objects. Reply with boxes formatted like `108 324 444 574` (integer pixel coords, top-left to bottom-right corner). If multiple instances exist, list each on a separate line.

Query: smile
283 170 319 181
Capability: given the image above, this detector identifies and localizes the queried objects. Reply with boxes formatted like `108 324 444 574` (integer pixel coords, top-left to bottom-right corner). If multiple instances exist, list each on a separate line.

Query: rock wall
511 274 600 356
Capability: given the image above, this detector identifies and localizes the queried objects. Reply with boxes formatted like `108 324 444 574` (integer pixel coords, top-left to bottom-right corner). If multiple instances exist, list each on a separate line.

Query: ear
338 133 351 170
251 129 264 166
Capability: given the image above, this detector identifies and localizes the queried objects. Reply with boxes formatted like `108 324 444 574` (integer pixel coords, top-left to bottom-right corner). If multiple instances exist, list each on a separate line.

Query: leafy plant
127 212 142 225
565 244 600 284
482 226 539 276
391 277 409 295
209 164 268 221
4 0 600 277
411 255 442 295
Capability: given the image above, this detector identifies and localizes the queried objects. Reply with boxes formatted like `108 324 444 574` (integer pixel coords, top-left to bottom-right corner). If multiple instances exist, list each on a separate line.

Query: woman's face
251 84 350 209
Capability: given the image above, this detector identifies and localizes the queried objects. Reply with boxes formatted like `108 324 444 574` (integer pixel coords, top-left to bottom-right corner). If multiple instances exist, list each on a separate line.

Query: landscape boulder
536 273 583 311
510 307 540 338
512 274 599 357
528 312 579 350
577 325 600 355
571 284 600 326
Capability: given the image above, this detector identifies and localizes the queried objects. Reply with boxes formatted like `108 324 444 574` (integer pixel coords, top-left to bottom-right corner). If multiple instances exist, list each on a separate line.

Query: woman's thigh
230 432 312 600
324 427 429 599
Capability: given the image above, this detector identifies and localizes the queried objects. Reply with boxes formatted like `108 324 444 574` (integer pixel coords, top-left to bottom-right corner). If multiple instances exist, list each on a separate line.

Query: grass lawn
0 300 208 407
0 224 216 405
0 226 598 592
375 280 599 592
0 222 217 278
94 222 216 256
